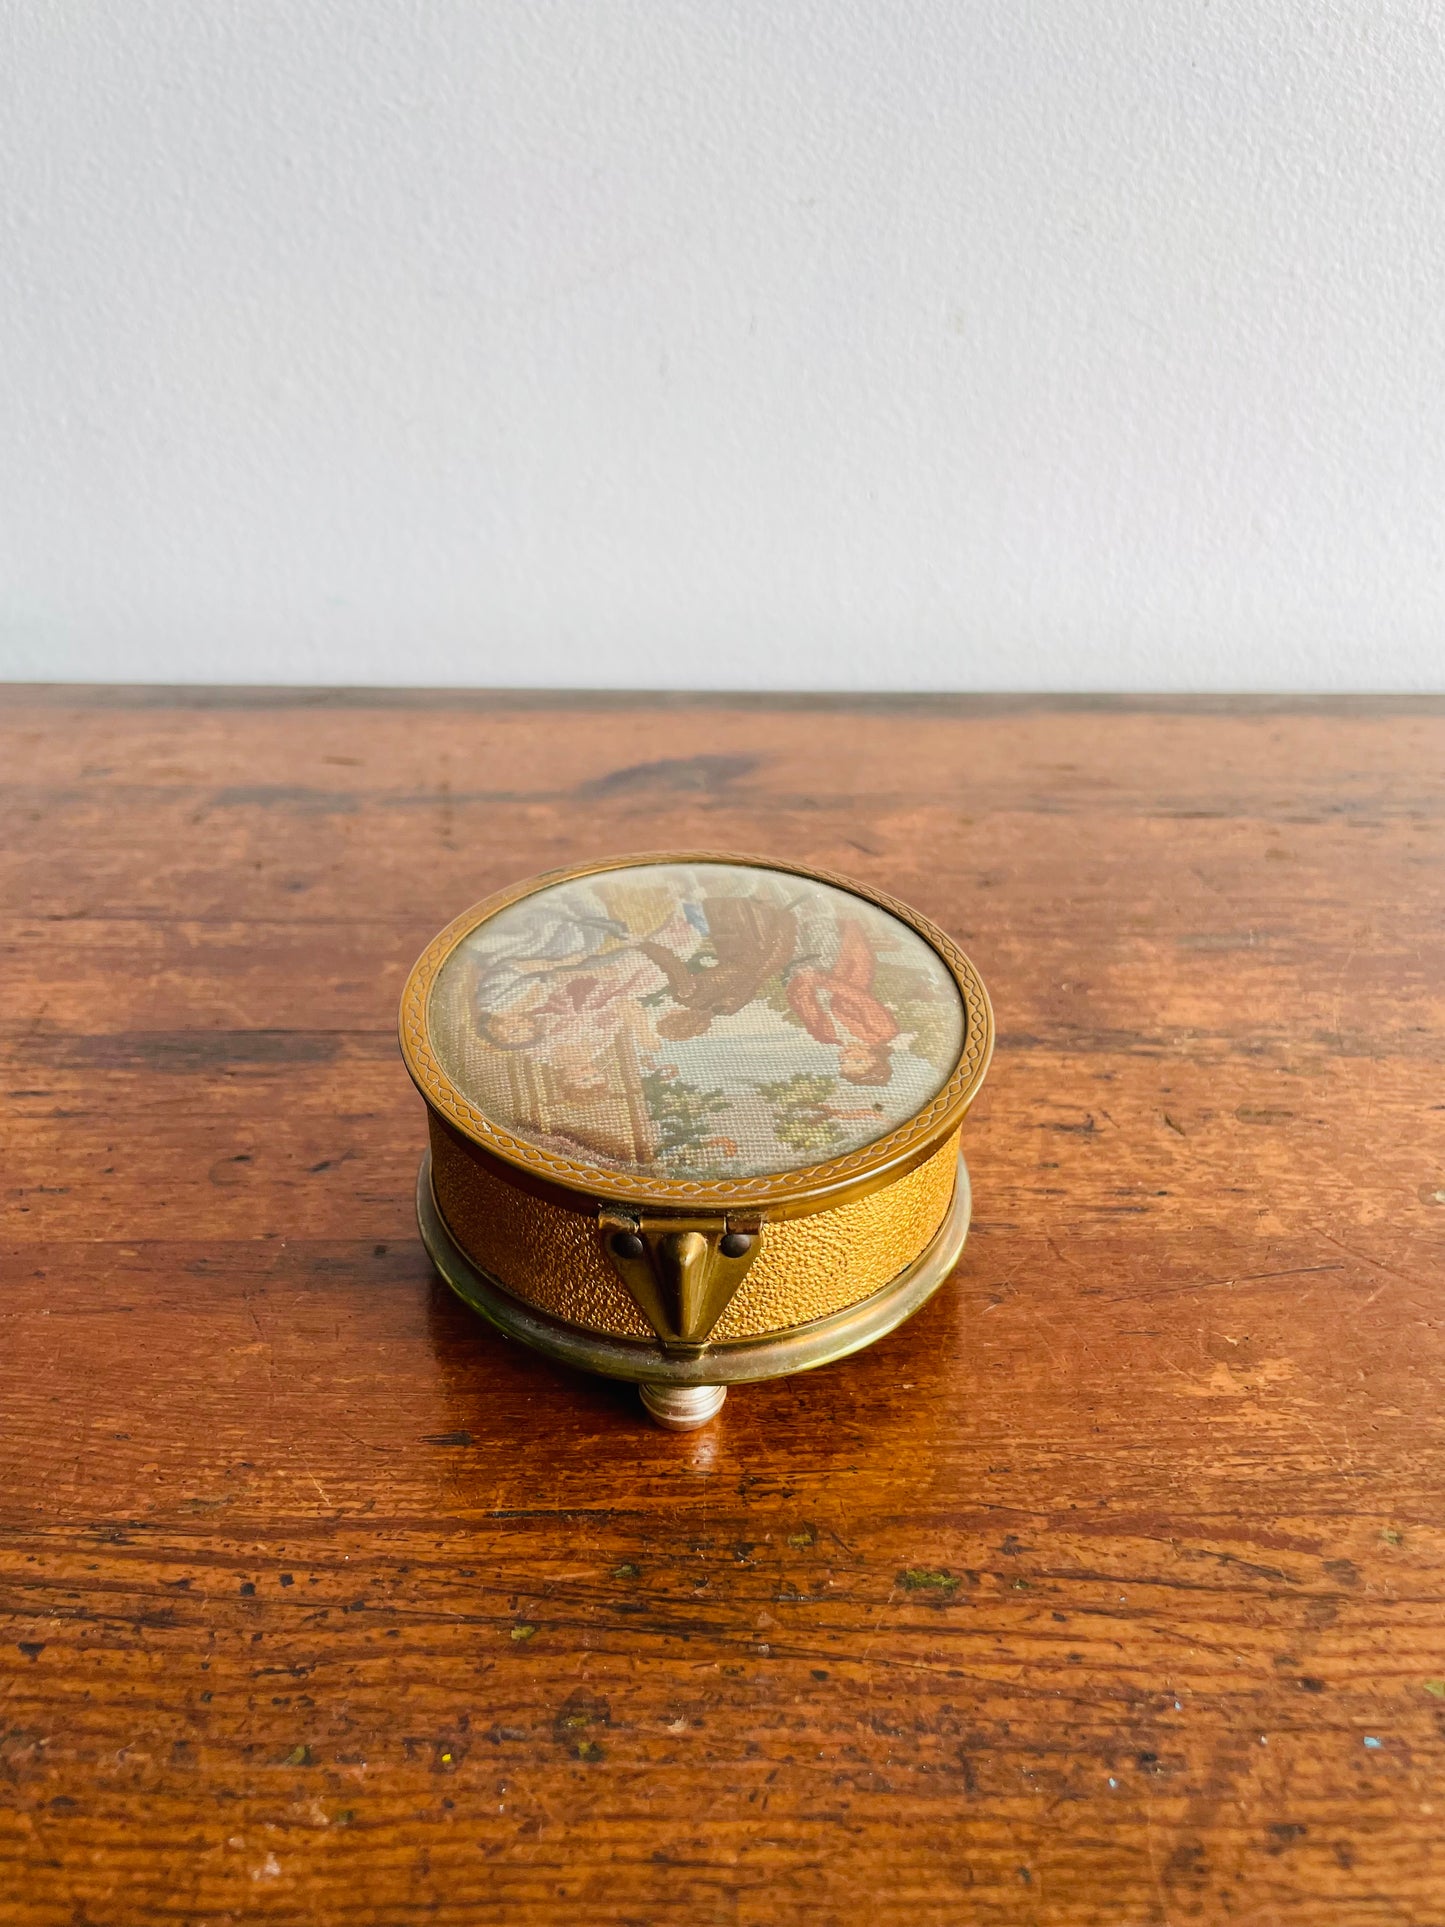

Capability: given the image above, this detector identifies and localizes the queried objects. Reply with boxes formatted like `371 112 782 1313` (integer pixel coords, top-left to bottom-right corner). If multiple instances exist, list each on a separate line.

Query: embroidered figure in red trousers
786 920 899 1085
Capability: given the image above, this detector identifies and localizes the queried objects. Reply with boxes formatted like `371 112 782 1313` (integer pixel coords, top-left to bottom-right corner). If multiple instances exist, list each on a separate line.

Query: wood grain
2 688 1443 1925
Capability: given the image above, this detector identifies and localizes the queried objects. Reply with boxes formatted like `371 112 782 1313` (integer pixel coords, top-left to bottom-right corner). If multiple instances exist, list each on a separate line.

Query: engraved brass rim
399 850 994 1217
416 1148 972 1386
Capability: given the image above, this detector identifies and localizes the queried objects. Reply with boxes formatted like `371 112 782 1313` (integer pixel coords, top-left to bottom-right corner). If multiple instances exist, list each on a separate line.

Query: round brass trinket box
400 853 993 1428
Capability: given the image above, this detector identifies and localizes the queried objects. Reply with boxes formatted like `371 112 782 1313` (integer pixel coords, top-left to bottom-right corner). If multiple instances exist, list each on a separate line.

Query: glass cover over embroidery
427 862 964 1179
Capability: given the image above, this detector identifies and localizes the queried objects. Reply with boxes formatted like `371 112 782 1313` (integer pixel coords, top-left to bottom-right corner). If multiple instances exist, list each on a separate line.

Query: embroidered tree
641 1067 732 1174
754 1072 847 1156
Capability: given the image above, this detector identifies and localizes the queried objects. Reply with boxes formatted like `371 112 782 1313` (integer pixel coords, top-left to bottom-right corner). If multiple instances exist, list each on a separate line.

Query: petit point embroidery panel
426 861 965 1181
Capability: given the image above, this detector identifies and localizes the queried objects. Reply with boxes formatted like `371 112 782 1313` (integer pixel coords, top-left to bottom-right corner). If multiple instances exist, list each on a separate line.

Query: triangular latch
598 1209 763 1350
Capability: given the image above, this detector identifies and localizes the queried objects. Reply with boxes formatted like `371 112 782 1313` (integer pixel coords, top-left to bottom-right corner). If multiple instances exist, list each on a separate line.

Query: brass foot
639 1383 727 1431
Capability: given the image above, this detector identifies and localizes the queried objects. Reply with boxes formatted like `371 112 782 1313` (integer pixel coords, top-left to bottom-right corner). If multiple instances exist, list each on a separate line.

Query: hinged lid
400 852 992 1217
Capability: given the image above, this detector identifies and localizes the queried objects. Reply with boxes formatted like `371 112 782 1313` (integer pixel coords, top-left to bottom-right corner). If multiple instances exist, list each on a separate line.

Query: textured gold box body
400 853 993 1427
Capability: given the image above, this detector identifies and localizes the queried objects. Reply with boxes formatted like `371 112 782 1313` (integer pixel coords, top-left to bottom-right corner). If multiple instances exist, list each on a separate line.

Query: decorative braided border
398 851 994 1211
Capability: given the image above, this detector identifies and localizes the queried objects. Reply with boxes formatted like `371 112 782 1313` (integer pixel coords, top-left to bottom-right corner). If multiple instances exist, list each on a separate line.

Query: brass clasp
597 1208 763 1350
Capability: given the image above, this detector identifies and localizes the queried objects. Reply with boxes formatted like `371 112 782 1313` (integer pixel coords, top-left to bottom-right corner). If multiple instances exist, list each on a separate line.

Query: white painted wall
2 1 1442 689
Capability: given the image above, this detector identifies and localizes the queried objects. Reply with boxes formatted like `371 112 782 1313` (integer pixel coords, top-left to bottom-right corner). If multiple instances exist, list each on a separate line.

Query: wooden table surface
2 688 1443 1926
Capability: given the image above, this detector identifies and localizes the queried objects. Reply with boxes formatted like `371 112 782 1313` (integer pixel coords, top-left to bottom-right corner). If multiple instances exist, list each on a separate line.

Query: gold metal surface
417 1148 973 1386
400 851 993 1219
429 1116 960 1341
